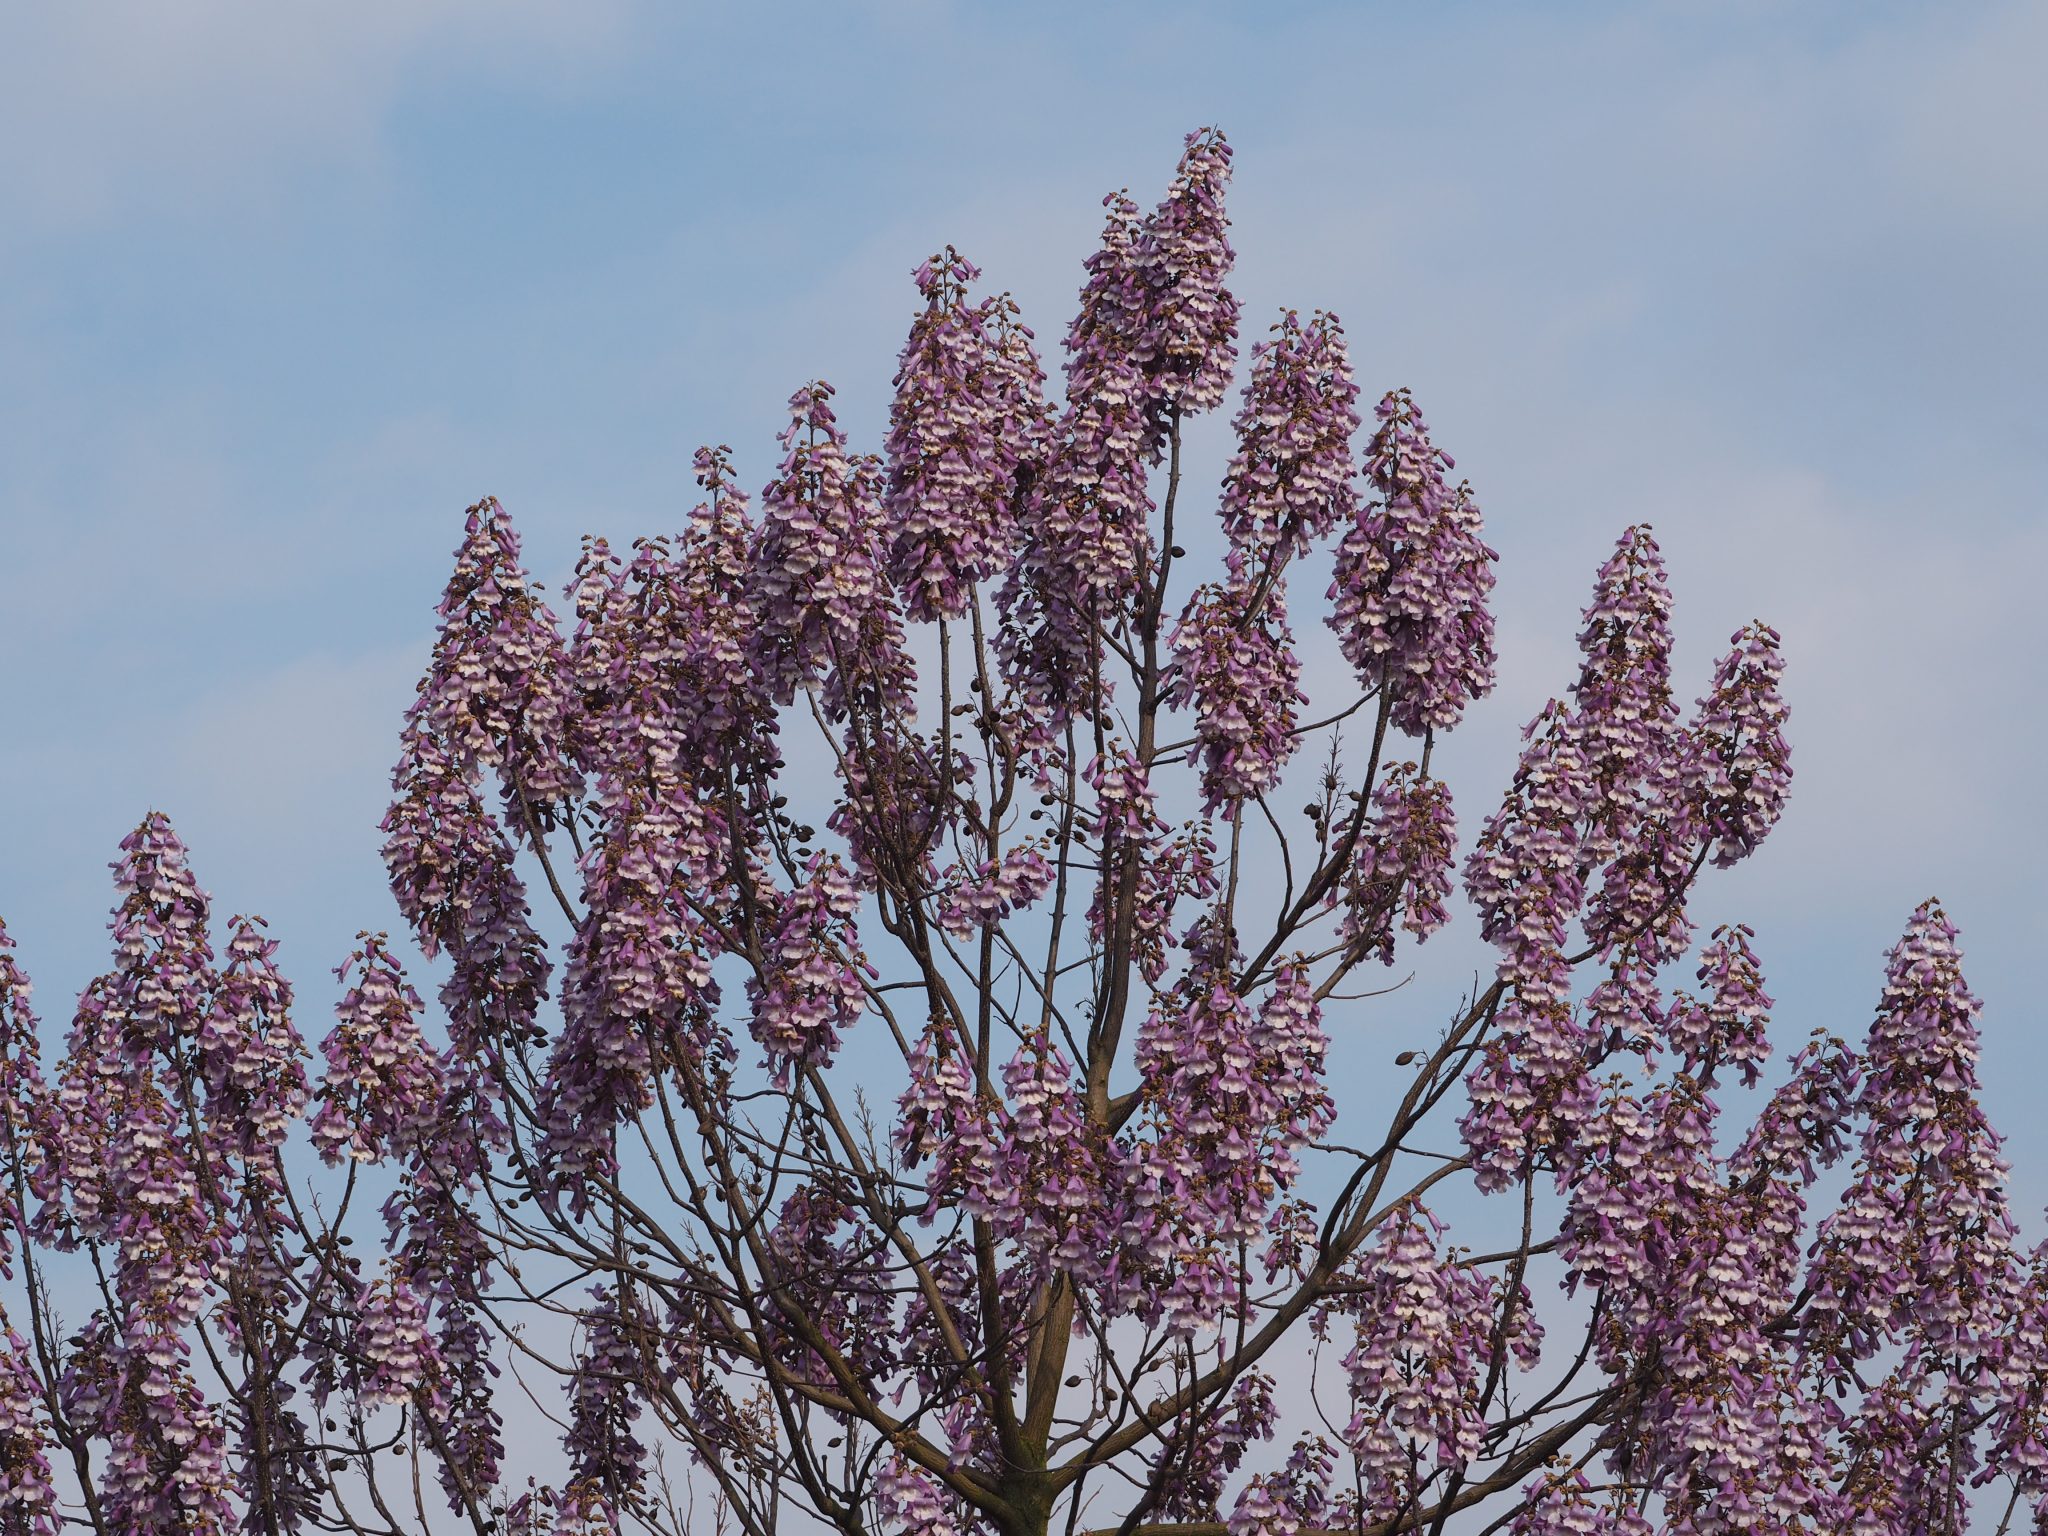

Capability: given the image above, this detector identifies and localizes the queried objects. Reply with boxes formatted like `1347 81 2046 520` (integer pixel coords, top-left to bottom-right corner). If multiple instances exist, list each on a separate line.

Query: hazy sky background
1 0 2042 1237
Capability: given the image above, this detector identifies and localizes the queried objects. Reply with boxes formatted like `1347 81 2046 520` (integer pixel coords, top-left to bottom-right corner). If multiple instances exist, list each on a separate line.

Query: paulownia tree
0 127 2042 1536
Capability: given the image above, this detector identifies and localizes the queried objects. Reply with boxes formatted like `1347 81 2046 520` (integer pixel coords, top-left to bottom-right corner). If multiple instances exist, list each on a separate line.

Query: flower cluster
1335 764 1458 965
383 510 564 1070
998 333 1154 712
935 844 1056 939
884 248 1047 622
201 917 310 1160
571 447 774 789
1217 309 1359 568
44 819 238 1536
1082 750 1220 985
309 935 441 1165
1689 620 1793 867
751 381 914 719
1665 923 1774 1088
895 1030 1000 1206
1227 1436 1336 1536
1329 389 1499 735
1163 576 1306 812
1128 961 1335 1333
564 1286 650 1503
1802 902 2017 1380
0 921 53 1272
1569 525 1680 864
1331 1204 1540 1516
354 1275 440 1408
998 128 1239 715
416 498 584 830
746 857 868 1086
0 1329 56 1536
1510 1469 1651 1536
1460 704 1596 1187
542 786 730 1196
988 1039 1113 1278
873 1454 964 1536
1145 1372 1277 1524
758 1186 895 1388
1129 126 1240 429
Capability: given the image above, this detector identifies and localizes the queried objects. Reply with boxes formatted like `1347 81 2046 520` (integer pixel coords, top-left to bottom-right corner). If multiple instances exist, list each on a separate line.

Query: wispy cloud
0 0 636 230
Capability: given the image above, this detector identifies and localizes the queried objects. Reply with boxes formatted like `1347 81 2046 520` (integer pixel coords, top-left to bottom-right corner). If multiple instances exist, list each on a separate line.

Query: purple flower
1687 620 1792 867
309 934 441 1166
1163 575 1307 813
884 248 1047 622
1218 309 1360 568
416 497 585 833
751 381 915 719
1328 389 1499 736
746 856 868 1086
1129 126 1240 433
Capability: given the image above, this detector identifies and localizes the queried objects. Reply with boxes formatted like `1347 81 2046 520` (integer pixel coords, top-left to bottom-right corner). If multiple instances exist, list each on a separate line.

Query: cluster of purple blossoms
540 779 729 1193
1163 577 1306 812
935 844 1056 939
895 1029 1000 1216
0 929 56 1535
1218 309 1360 567
381 718 552 1065
1511 1469 1653 1536
1128 960 1334 1333
1460 702 1598 1188
987 1038 1113 1278
534 454 780 1196
1080 749 1222 986
1128 126 1241 431
1690 620 1793 867
1665 923 1774 1087
563 1286 650 1505
1327 1202 1540 1517
283 907 507 1519
502 1480 616 1536
1226 1436 1338 1536
382 504 565 1073
308 935 440 1165
757 1185 894 1388
1567 527 1694 1049
0 1328 56 1536
1329 388 1499 736
998 128 1239 716
1570 524 1681 864
998 329 1154 711
353 1276 439 1408
42 820 244 1536
571 445 774 788
873 1453 964 1536
1162 309 1359 810
0 923 55 1260
415 498 585 830
1803 902 2015 1379
1336 764 1459 964
202 917 310 1160
1147 1371 1277 1525
884 247 1048 623
751 381 915 719
746 856 868 1086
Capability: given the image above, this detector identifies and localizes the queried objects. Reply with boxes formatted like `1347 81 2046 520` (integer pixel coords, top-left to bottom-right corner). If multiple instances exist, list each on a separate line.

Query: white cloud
0 0 636 229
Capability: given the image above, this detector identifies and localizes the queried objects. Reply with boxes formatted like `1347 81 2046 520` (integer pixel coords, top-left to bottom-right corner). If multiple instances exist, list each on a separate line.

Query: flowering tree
0 127 2042 1536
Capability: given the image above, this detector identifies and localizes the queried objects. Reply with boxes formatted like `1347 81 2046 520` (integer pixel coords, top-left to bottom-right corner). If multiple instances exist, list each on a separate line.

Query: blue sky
1 0 2043 1208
